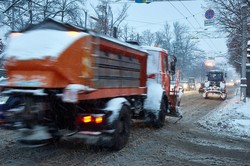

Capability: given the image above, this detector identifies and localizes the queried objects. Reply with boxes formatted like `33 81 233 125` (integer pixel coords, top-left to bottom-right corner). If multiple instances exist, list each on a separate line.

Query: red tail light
83 116 92 123
95 117 103 124
81 115 103 124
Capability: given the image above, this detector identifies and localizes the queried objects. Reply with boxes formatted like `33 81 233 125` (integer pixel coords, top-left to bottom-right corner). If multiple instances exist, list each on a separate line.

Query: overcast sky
87 0 228 59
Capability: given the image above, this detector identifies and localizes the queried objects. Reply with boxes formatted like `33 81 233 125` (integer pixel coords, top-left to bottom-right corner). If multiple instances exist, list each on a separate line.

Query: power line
167 0 196 29
178 0 202 28
176 0 221 53
167 0 217 51
124 11 203 25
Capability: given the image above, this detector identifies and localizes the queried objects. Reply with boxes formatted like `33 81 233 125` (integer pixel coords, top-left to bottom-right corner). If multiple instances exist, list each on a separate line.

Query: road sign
205 9 215 20
135 0 152 3
204 19 215 26
208 57 215 60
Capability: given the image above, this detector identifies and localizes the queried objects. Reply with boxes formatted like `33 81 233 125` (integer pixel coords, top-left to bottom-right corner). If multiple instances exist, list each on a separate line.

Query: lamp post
83 10 87 29
240 0 247 102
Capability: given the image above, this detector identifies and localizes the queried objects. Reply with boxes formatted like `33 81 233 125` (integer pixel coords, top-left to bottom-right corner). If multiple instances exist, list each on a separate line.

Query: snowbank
198 91 250 139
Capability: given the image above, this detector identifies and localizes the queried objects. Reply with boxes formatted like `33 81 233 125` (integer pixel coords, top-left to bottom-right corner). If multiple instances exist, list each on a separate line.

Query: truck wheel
203 92 208 99
110 105 131 150
153 97 166 128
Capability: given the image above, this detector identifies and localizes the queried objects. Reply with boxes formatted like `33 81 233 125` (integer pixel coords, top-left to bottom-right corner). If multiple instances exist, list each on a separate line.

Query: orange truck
0 19 182 150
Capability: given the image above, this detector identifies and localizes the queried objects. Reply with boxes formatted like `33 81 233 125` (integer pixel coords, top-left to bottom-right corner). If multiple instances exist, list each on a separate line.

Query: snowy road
0 86 250 166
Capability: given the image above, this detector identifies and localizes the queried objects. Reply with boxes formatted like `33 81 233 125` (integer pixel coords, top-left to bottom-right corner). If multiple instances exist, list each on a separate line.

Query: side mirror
170 56 177 75
170 61 176 75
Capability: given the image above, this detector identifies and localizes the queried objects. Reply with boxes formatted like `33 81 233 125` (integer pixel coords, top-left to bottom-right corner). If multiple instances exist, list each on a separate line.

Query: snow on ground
198 90 250 139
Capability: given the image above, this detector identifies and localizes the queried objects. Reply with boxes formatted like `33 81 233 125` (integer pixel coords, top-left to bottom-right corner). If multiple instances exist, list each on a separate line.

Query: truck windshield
208 73 224 81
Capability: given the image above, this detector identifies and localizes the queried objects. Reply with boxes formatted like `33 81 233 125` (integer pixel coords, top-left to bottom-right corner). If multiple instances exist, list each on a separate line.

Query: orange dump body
5 36 93 88
4 32 147 101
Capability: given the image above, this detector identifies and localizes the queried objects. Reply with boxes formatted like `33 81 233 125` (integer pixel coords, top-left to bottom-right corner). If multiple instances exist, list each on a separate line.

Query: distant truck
203 70 227 100
188 77 196 90
178 77 196 91
0 19 182 150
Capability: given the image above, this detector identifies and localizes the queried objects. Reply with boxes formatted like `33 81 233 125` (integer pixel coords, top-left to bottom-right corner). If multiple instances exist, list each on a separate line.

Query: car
0 95 23 125
197 82 205 93
188 77 196 90
179 81 189 91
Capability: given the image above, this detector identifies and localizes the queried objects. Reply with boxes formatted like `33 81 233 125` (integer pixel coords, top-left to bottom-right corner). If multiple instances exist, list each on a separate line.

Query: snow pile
19 125 52 141
198 94 250 139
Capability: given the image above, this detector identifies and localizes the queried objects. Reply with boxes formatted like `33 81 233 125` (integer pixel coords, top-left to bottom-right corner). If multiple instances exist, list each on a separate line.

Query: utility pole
84 11 87 29
11 0 15 30
28 0 33 24
240 0 247 102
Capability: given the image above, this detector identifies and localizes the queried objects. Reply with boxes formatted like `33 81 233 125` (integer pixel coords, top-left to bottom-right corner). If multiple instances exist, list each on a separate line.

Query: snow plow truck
203 70 227 100
0 19 182 150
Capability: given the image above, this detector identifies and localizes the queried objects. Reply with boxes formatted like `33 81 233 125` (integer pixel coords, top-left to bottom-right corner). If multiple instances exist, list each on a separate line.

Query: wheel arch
103 97 130 124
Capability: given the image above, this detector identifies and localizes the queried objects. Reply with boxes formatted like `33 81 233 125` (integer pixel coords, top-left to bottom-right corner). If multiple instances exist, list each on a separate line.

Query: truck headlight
183 84 188 89
205 81 210 88
220 82 226 90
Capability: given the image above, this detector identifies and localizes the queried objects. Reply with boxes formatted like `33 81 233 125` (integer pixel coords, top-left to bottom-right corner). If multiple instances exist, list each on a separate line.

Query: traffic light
135 0 152 4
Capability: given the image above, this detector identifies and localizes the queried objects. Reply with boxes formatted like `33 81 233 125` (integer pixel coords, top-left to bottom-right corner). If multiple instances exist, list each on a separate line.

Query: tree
139 30 154 46
90 0 129 36
119 24 138 42
137 21 203 79
155 23 172 53
0 0 87 31
206 0 250 72
171 22 202 79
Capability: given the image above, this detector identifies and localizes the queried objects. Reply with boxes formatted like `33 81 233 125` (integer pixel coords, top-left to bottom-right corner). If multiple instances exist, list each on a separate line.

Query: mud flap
18 125 54 146
174 115 183 124
166 106 183 124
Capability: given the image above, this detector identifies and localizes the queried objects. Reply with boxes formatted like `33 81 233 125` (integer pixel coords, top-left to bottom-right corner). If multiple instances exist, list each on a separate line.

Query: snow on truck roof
209 70 224 73
5 29 89 60
141 45 168 54
4 18 147 60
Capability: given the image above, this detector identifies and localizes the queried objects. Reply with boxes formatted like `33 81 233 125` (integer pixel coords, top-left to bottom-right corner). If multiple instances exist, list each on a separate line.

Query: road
0 86 250 166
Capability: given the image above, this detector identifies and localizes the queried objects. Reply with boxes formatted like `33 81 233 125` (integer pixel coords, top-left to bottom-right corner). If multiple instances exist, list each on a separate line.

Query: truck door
160 51 170 93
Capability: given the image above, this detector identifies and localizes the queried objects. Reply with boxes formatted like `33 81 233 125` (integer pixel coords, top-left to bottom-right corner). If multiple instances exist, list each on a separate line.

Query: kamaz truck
0 19 182 150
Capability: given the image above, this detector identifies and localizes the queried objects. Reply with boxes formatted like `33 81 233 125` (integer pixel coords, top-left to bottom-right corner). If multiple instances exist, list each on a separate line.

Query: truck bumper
66 130 114 145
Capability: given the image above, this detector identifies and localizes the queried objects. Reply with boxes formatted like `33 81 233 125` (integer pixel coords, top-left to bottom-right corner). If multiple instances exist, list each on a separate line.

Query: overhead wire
166 0 215 51
167 0 197 30
105 0 226 53
177 0 222 53
124 11 203 26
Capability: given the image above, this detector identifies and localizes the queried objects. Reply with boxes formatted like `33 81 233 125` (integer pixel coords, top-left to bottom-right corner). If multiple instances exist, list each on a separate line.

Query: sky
86 0 228 58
